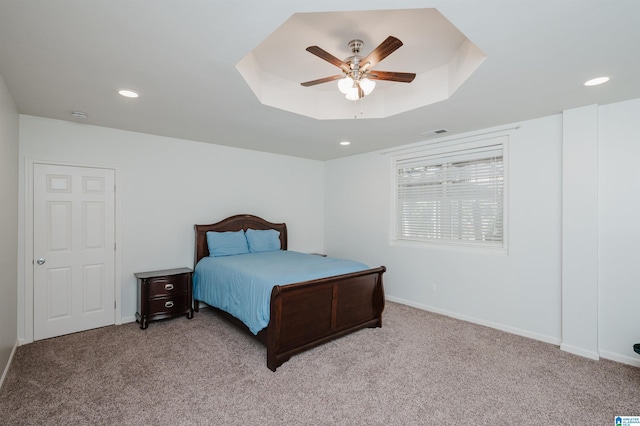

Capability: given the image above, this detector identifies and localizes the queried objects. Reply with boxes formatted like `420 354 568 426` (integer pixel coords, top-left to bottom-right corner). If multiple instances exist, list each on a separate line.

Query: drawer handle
165 301 174 308
164 284 174 291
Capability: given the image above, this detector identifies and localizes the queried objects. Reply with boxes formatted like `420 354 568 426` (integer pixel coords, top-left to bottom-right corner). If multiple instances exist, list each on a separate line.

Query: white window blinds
394 139 505 247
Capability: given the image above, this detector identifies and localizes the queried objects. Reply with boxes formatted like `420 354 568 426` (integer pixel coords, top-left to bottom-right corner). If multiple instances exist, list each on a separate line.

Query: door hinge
114 242 116 250
114 301 116 309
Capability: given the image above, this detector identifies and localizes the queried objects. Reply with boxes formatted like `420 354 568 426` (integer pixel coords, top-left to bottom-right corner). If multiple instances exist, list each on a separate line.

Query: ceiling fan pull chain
352 95 364 119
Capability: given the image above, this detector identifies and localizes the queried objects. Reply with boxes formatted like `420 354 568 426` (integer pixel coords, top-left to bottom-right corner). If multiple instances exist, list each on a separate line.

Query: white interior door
33 164 116 340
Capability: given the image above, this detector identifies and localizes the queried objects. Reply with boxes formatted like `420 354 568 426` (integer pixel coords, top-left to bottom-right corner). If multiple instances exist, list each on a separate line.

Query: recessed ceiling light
584 77 610 87
118 89 139 98
339 141 351 146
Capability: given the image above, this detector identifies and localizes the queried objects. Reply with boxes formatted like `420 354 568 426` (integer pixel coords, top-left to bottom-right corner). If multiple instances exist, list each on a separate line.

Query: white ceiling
0 0 638 161
237 9 486 120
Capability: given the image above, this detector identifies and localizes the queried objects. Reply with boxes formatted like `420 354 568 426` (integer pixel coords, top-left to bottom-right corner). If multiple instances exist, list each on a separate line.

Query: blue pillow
206 230 249 257
245 228 281 253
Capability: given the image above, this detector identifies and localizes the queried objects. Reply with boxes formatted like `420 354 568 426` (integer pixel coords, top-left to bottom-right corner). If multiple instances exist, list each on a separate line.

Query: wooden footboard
265 266 386 371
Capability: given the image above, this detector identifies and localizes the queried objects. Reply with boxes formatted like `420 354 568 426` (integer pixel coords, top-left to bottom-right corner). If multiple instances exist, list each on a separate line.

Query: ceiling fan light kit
340 77 375 99
337 76 354 94
302 36 416 101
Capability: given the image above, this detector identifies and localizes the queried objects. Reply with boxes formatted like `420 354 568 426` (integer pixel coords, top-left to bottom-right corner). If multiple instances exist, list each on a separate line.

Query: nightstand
135 267 194 329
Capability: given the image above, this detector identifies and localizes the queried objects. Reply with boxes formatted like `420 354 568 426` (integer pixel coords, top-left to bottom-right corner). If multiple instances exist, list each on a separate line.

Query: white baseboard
385 296 562 346
559 343 600 360
599 350 640 368
0 340 18 391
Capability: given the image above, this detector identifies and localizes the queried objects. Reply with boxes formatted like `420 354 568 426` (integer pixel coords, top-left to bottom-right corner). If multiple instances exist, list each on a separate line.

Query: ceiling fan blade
367 71 416 83
300 75 344 87
306 46 351 73
360 36 404 72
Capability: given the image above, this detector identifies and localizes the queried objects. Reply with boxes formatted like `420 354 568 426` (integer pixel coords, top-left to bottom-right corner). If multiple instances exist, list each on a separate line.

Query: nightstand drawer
148 294 189 316
147 274 189 298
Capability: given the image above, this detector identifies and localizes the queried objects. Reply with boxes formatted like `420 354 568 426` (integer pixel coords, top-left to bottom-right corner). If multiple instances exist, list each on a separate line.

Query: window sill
389 238 508 256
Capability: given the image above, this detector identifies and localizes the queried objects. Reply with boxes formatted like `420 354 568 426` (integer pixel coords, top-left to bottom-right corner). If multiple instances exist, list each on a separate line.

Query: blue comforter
193 251 369 334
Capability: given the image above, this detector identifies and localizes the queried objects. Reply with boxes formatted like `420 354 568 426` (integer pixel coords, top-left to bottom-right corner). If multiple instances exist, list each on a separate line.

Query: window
393 136 507 251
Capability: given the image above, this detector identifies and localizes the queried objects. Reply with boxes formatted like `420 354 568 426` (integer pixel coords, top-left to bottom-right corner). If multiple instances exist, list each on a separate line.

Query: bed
193 214 386 371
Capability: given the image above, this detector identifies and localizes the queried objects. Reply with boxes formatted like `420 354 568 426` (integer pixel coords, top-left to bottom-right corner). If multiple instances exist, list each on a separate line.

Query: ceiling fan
301 36 416 100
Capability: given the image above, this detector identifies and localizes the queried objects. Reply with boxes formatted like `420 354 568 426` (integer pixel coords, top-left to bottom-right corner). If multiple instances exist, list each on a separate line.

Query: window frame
390 135 509 255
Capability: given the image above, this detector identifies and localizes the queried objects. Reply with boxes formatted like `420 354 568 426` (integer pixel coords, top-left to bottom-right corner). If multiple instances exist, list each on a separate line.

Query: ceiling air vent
71 111 88 119
420 128 448 136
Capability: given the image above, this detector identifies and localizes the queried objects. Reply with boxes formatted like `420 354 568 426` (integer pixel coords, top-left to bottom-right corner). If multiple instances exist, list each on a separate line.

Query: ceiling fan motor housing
348 39 364 54
346 40 364 77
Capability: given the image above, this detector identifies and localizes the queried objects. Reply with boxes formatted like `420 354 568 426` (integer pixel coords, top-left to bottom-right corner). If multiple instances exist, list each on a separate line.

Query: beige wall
0 73 19 386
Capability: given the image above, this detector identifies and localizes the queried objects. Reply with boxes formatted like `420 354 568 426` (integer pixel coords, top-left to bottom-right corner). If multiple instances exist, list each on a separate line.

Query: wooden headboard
194 214 288 266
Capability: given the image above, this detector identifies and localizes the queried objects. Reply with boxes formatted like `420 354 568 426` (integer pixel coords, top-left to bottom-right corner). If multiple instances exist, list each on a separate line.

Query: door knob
36 258 46 265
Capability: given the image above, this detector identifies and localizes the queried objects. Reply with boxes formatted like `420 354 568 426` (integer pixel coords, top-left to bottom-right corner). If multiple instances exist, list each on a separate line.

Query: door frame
23 159 121 344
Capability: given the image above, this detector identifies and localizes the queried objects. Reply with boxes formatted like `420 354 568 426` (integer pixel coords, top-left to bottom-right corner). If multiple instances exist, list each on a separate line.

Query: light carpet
1 302 639 425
